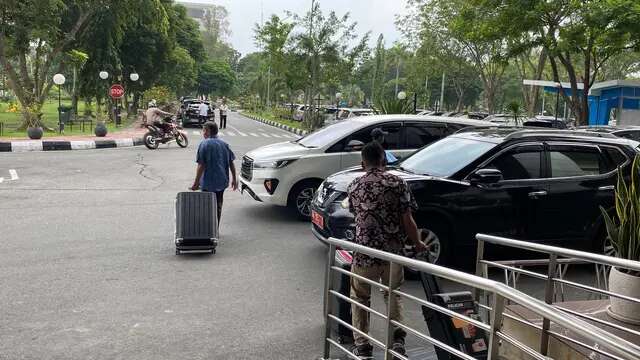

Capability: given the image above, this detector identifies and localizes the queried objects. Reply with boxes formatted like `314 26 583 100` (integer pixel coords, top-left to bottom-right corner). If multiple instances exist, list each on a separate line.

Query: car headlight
341 197 350 209
253 159 297 169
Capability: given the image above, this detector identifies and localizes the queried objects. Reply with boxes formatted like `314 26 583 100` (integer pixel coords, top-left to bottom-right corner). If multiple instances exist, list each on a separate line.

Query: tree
459 0 640 124
0 0 111 129
161 46 197 96
197 60 235 98
255 15 295 105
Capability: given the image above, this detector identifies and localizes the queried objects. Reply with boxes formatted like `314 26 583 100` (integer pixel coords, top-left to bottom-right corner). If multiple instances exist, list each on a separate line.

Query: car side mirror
470 169 503 185
345 140 365 152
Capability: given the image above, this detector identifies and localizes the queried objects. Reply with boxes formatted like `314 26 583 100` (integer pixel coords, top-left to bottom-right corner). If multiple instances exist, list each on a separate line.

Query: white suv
240 115 492 218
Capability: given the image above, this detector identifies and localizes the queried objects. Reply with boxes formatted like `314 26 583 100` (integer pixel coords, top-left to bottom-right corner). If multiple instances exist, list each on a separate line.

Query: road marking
270 133 282 138
191 130 201 136
9 169 18 181
249 133 259 137
227 125 247 136
260 133 271 137
226 132 236 136
0 177 3 183
218 131 225 136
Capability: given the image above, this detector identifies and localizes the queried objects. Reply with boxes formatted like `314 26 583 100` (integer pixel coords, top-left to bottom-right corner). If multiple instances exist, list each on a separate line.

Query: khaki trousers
350 262 404 346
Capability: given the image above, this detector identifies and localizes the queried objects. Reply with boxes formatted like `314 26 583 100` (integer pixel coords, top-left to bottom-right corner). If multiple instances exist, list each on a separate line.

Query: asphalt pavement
0 112 599 360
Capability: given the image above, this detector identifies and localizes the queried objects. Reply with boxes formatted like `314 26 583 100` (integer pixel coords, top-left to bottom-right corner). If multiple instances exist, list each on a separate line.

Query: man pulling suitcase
191 121 238 225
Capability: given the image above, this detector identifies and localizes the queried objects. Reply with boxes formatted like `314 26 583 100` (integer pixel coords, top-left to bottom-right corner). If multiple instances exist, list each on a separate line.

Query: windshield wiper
398 166 414 174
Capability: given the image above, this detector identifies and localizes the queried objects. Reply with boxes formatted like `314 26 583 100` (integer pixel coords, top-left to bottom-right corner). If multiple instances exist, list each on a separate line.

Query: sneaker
391 342 407 359
352 343 373 359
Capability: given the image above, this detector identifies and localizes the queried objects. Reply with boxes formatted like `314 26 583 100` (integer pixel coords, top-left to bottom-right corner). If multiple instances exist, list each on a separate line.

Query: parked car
523 117 568 129
337 108 377 119
485 113 529 126
311 128 640 267
180 99 215 127
576 125 640 141
239 115 493 219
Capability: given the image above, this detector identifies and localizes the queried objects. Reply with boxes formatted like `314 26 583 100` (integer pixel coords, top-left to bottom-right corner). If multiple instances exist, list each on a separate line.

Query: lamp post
53 73 66 133
280 93 286 108
129 72 139 116
335 92 342 120
554 82 561 121
255 94 260 112
99 71 109 121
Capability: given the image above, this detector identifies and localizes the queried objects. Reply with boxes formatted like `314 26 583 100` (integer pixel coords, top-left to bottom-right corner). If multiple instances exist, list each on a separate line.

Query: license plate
311 210 324 229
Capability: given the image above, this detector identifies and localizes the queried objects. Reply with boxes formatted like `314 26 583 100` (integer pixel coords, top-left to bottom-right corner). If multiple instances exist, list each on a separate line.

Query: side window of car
485 146 543 180
404 123 448 149
348 123 403 150
548 145 606 178
602 146 628 171
617 131 640 141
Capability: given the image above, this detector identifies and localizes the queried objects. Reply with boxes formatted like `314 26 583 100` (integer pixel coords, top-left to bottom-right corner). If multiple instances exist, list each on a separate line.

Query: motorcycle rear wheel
176 132 189 148
143 131 159 150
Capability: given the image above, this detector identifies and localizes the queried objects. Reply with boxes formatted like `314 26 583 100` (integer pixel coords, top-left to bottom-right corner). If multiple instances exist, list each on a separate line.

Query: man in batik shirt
347 142 428 359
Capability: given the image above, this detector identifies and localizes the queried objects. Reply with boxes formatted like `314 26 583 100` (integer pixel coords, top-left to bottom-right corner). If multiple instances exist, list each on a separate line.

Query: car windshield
296 120 364 148
401 136 497 177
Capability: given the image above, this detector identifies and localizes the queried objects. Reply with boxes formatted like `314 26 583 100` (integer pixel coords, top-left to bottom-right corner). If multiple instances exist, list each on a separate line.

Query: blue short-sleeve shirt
196 137 236 192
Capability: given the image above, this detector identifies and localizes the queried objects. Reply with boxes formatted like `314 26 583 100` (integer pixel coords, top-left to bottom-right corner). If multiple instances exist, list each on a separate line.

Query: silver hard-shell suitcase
175 192 218 255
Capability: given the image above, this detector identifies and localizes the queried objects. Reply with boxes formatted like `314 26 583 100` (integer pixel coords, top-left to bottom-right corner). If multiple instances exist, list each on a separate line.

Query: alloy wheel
296 187 316 217
420 228 441 264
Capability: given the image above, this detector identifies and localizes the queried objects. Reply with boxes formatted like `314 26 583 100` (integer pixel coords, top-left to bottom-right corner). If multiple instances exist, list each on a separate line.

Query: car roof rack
505 128 619 140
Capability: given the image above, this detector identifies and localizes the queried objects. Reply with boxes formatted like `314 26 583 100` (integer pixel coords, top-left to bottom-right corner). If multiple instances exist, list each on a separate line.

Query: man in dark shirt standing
191 121 238 225
348 142 427 359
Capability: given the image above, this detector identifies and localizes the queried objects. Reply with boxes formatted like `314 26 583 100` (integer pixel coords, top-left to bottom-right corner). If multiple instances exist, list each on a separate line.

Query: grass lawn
0 100 134 138
243 109 304 130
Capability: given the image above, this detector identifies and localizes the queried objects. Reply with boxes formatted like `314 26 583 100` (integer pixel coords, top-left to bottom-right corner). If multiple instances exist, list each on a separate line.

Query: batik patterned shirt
347 168 417 267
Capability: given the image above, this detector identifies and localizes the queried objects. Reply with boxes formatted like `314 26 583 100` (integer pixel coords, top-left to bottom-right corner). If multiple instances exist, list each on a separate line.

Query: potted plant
25 106 44 139
600 155 640 324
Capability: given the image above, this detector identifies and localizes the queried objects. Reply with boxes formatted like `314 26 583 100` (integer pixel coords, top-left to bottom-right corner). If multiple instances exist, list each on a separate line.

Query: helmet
148 99 157 108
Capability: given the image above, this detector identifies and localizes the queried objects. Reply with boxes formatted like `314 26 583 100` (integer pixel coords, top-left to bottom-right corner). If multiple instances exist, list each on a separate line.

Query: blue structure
524 79 640 126
588 80 640 125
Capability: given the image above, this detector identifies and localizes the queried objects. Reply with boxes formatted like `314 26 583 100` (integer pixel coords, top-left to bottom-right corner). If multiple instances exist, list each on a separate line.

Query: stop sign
109 84 125 99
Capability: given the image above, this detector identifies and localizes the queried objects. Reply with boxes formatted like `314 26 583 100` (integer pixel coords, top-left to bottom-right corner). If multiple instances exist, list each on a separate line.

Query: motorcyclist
145 100 174 138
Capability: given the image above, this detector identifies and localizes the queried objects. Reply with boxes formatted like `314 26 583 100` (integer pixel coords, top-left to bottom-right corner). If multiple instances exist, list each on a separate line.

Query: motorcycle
143 116 189 150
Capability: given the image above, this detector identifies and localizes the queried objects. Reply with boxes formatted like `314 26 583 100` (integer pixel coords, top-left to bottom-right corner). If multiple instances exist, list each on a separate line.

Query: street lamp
53 73 66 133
397 91 407 100
554 82 561 121
335 92 342 120
129 73 139 82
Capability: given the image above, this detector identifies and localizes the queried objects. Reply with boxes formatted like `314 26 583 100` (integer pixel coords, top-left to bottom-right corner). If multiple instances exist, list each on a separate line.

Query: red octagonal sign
109 84 125 99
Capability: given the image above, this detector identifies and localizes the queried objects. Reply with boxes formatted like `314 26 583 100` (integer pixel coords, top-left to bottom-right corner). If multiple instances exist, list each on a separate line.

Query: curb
240 113 308 136
0 137 144 152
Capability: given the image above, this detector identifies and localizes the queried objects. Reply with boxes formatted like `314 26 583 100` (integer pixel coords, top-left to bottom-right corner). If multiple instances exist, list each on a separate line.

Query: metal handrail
476 234 640 272
322 237 640 360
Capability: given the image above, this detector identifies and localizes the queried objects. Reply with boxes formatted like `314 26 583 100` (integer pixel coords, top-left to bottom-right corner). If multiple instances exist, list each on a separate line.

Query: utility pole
394 57 401 96
424 75 429 109
439 72 445 111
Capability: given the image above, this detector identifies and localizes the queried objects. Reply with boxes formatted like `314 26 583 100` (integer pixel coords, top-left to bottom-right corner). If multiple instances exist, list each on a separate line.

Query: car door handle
528 190 548 199
598 185 615 191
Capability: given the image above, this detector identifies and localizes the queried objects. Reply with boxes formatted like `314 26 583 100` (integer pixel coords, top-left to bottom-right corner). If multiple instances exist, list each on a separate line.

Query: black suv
311 128 640 267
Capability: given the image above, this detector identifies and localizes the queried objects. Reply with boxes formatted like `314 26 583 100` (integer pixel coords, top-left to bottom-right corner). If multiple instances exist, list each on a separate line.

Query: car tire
288 180 321 220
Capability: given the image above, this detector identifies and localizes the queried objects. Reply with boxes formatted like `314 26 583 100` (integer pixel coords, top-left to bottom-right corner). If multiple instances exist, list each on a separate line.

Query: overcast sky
179 0 408 56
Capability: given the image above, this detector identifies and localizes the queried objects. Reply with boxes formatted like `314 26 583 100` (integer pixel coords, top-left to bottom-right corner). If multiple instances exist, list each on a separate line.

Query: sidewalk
0 122 147 152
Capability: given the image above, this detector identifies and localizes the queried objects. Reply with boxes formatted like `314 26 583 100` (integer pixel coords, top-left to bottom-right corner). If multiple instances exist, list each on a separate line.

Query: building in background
177 0 212 30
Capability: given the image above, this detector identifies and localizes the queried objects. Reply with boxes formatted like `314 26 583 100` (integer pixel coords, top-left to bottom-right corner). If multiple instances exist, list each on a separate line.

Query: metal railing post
474 239 486 302
384 261 400 360
323 244 337 359
540 253 557 356
488 293 505 359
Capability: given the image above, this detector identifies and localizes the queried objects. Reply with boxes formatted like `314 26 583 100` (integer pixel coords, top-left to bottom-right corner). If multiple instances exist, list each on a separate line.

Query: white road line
9 169 18 181
0 178 3 184
218 131 225 136
227 125 247 136
270 133 282 138
260 133 271 137
249 133 259 137
226 132 236 136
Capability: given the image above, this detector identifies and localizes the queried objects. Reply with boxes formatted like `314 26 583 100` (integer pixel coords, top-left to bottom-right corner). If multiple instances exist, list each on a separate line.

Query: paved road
0 112 600 360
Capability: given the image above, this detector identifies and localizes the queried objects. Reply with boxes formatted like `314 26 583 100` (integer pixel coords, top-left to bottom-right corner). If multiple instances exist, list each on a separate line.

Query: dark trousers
220 114 227 129
201 189 224 225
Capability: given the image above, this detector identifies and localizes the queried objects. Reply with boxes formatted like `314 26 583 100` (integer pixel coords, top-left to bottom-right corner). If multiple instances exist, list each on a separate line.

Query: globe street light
129 73 139 82
53 74 66 133
397 91 407 100
99 71 109 80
